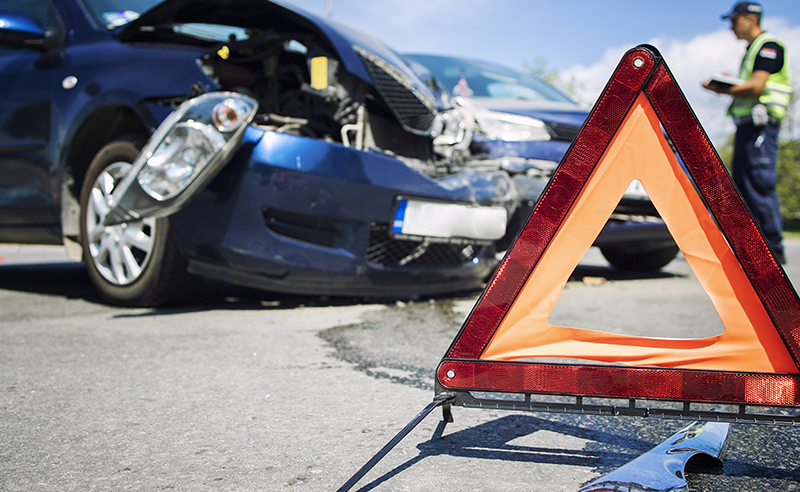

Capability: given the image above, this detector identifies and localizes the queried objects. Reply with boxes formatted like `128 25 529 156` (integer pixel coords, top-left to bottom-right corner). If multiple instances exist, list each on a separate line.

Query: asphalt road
1 242 800 491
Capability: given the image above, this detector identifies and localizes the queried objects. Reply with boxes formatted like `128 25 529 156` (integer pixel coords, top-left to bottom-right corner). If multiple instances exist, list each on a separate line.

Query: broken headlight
432 97 475 159
103 92 258 225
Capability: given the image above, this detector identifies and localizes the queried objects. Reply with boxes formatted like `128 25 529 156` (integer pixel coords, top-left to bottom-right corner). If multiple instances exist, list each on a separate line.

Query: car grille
355 47 437 134
367 111 433 161
545 121 581 142
366 223 481 268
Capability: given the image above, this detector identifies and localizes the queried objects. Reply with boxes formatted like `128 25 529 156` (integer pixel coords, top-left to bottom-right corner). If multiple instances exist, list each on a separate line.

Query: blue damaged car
406 54 679 272
0 0 518 306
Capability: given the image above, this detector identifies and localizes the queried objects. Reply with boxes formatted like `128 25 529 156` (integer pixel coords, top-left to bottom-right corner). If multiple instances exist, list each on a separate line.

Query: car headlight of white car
474 110 551 141
104 92 258 225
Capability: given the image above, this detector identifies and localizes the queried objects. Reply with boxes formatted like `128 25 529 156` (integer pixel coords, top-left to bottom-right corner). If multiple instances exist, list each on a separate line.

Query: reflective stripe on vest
728 32 793 121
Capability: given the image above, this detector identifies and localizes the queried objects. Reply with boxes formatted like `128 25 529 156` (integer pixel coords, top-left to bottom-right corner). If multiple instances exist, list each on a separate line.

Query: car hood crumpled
117 0 436 104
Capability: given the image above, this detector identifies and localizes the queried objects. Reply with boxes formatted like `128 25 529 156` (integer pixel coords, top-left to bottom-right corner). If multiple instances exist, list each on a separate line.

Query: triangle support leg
336 393 456 492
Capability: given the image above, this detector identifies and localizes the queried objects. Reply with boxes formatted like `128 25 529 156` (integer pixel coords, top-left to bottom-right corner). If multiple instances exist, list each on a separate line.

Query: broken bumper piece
579 421 730 492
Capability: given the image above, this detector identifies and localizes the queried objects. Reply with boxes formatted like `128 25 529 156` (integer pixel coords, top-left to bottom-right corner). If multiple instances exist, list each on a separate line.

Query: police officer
703 1 793 264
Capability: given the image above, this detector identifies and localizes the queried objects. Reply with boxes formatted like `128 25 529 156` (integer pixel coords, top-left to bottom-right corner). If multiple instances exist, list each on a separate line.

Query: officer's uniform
729 31 793 259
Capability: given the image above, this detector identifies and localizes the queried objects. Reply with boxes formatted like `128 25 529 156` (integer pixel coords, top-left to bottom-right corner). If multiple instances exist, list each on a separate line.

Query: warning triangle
438 45 800 407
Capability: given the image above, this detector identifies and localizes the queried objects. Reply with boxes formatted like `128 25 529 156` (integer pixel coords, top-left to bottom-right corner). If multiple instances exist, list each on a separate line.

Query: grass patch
785 219 800 239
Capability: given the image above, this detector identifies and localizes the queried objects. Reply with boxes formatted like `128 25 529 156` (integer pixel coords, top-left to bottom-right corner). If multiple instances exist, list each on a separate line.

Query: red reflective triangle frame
437 45 800 407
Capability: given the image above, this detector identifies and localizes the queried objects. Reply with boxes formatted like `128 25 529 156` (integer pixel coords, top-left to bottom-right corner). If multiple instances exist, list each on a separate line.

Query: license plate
391 198 507 243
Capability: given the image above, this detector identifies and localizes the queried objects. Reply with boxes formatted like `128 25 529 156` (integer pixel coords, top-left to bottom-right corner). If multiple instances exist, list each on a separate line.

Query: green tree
777 88 800 223
524 57 587 105
717 133 735 170
778 138 800 221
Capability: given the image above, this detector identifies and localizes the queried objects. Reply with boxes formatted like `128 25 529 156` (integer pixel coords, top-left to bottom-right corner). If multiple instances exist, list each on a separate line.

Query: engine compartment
200 31 365 141
192 27 473 177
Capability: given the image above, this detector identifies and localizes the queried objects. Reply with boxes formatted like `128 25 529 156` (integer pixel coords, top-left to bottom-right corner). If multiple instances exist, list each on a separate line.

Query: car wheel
600 243 680 272
79 137 193 306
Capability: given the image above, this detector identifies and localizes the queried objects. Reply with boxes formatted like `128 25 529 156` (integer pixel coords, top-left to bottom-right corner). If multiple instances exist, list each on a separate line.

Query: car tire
600 243 680 272
79 136 194 306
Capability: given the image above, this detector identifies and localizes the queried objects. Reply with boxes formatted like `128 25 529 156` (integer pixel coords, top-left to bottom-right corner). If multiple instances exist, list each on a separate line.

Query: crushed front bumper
169 127 518 297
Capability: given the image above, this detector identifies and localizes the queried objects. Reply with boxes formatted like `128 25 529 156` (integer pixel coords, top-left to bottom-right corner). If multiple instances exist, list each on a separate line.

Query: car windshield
80 0 252 41
408 54 574 104
81 0 163 28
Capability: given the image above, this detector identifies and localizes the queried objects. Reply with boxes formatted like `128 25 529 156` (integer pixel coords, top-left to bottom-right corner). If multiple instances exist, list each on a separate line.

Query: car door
0 0 63 241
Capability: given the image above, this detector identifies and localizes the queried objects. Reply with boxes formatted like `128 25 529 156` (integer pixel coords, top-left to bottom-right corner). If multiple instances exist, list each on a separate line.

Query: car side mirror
0 11 59 51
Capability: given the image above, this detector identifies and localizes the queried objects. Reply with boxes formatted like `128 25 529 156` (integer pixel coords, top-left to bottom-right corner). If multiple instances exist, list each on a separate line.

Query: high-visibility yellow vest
728 32 793 121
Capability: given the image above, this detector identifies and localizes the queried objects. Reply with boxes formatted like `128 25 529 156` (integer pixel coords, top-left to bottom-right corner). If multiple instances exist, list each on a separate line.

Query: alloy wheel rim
85 161 157 286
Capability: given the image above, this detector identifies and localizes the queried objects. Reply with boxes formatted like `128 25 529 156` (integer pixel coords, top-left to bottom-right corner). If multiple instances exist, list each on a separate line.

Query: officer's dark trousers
732 120 783 255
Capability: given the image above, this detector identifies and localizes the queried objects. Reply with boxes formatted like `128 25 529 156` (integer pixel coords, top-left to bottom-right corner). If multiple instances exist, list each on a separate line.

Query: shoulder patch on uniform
759 47 778 59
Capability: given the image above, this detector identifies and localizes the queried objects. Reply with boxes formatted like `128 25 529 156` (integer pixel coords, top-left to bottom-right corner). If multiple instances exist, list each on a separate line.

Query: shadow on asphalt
0 262 103 302
0 260 365 309
349 412 800 492
0 259 684 312
350 413 655 491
